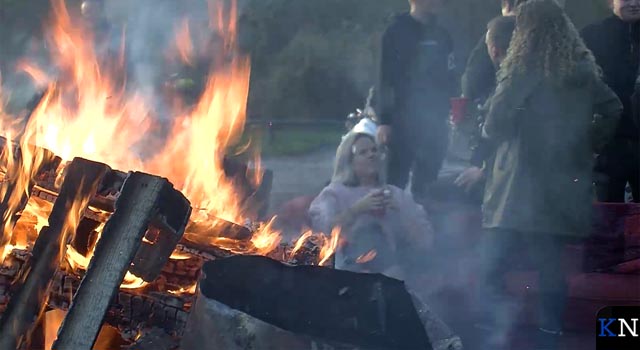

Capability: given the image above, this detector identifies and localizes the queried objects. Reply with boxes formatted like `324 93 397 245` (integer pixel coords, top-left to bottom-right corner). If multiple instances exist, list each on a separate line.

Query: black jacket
378 13 455 127
582 15 640 140
461 34 496 103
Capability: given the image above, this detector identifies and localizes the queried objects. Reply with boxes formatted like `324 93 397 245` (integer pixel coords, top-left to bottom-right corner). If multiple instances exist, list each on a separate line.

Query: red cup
450 97 469 125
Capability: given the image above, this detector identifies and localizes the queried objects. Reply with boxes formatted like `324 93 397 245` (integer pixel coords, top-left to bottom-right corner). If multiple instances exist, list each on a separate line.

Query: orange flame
289 230 313 259
173 19 194 66
1 0 285 270
319 227 341 266
121 271 148 290
355 250 377 264
24 0 151 167
65 223 147 290
168 282 197 296
0 121 55 262
45 309 66 350
250 216 282 255
16 61 51 87
169 251 191 260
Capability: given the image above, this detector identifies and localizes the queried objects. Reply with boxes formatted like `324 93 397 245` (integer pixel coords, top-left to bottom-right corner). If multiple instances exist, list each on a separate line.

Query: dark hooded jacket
482 60 622 237
461 35 496 103
378 13 456 130
581 15 640 140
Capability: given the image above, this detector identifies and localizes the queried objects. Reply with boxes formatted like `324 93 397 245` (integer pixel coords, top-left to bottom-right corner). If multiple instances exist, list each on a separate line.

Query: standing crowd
309 0 639 349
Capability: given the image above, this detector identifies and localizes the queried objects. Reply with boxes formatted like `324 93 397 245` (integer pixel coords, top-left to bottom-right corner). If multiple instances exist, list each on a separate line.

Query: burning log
0 158 110 350
0 136 61 248
53 172 191 350
1 251 192 336
182 255 431 350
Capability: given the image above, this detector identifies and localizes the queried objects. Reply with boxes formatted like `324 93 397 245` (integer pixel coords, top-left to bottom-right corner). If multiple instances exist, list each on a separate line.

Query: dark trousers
595 139 640 203
478 229 568 334
387 122 449 198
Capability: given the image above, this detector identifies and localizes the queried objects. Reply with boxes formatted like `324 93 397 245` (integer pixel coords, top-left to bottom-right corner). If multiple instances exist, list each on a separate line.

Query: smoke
101 0 206 116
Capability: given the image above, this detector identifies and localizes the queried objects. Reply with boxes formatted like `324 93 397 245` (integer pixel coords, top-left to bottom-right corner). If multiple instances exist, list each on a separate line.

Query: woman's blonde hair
499 0 600 83
332 131 385 186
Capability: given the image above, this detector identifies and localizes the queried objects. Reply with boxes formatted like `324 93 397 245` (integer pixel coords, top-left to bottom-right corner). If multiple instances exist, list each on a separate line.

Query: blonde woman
308 130 462 350
479 0 622 348
309 130 433 277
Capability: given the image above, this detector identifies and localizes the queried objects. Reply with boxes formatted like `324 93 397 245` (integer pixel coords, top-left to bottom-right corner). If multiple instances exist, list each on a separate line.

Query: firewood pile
0 137 325 350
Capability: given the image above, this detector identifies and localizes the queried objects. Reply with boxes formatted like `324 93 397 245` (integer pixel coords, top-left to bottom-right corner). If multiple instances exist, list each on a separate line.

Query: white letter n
618 318 639 337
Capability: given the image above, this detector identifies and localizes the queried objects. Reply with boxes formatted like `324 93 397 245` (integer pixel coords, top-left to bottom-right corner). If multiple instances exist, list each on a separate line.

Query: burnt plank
53 172 190 350
130 182 191 281
1 250 193 336
0 158 110 350
184 256 431 350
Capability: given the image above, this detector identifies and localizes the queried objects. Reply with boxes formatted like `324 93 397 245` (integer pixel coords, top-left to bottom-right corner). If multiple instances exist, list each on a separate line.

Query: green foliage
242 0 405 120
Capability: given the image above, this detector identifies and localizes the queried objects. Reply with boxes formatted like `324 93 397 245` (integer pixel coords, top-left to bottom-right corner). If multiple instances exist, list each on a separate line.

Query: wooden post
53 172 191 350
0 158 110 350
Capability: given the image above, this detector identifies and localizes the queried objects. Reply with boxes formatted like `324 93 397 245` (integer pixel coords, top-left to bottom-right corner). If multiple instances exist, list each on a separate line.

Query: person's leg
476 229 521 347
526 233 568 348
411 123 449 199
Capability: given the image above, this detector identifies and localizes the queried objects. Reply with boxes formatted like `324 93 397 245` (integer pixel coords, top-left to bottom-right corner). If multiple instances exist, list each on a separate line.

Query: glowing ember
121 272 148 290
168 283 197 296
169 251 192 260
355 250 377 264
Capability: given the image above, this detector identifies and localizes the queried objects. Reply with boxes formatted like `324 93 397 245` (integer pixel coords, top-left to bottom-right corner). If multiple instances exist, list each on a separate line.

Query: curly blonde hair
499 0 600 83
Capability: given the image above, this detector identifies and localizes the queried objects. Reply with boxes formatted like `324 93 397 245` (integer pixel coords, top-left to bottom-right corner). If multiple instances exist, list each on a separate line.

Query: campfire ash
0 0 341 349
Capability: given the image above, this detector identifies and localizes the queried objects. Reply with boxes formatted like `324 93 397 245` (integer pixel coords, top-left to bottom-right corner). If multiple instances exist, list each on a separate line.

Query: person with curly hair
478 0 622 348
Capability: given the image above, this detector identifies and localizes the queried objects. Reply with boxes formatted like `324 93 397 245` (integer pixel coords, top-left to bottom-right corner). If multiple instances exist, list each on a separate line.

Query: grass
236 125 344 158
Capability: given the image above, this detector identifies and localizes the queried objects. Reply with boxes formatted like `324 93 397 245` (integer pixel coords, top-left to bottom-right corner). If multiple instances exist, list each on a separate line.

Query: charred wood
1 251 192 337
0 158 110 350
54 173 191 350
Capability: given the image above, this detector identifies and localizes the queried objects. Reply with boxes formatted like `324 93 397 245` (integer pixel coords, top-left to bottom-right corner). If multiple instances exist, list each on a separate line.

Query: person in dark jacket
376 0 455 200
582 0 640 202
454 16 516 200
479 1 622 348
461 0 531 104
